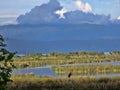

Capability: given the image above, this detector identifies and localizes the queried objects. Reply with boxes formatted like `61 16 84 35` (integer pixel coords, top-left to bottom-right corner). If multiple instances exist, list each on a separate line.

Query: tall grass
52 65 120 75
13 52 120 68
7 75 120 90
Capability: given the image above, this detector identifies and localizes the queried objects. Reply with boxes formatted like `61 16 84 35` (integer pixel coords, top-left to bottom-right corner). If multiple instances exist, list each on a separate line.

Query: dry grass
6 75 120 90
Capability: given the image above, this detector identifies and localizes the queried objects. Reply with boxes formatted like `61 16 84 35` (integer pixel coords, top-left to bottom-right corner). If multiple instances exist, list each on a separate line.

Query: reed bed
13 52 120 68
6 75 120 90
52 65 120 75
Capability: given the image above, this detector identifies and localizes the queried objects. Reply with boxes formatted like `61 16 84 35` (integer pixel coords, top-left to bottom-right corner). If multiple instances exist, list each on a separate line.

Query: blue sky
0 0 120 25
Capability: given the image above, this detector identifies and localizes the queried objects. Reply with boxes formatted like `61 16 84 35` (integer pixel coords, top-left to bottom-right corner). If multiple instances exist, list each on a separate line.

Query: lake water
12 61 120 78
12 66 57 77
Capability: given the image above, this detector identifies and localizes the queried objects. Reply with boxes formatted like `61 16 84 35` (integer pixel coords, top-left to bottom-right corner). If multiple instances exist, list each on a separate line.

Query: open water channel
12 61 120 78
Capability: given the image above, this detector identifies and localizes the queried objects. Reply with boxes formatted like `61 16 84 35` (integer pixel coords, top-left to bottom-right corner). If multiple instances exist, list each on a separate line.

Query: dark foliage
0 35 16 90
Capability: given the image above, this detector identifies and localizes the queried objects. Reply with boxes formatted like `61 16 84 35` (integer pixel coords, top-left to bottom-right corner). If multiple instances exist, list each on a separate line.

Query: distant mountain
0 24 120 54
6 38 120 54
1 24 120 40
0 0 120 54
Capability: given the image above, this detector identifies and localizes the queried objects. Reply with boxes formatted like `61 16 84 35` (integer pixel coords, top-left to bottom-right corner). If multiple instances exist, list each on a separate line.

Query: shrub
0 35 16 90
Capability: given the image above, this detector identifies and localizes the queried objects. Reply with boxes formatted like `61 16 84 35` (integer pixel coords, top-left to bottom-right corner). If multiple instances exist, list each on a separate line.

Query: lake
12 66 57 77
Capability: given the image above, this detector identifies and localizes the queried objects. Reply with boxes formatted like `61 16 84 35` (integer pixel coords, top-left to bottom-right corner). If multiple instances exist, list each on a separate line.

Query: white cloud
17 0 111 25
0 15 18 18
55 8 67 19
74 0 93 13
117 16 120 20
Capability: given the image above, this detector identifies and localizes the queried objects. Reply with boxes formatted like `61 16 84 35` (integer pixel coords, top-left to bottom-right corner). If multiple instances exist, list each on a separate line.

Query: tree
0 35 16 90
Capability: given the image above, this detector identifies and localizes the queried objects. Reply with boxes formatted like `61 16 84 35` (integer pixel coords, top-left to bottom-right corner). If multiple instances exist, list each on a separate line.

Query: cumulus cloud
17 0 62 24
64 11 111 24
74 0 93 13
55 8 67 19
17 0 112 25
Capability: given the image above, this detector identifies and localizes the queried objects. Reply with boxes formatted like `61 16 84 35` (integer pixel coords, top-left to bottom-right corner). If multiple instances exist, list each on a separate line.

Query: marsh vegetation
7 75 120 90
5 51 120 89
12 51 120 76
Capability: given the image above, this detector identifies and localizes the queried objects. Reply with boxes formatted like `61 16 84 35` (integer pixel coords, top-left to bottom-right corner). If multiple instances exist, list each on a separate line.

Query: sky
0 0 120 25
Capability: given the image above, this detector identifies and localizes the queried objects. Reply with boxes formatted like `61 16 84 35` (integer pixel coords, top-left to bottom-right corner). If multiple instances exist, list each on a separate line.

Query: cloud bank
17 0 112 24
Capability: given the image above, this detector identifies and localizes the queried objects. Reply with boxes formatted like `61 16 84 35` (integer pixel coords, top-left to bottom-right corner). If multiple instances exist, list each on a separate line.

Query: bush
0 35 16 90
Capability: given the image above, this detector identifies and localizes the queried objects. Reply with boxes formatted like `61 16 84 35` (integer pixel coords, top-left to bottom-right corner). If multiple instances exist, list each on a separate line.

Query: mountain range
0 0 120 54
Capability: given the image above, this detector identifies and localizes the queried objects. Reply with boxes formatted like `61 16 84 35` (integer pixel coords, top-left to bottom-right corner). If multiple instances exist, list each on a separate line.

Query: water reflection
12 66 57 77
